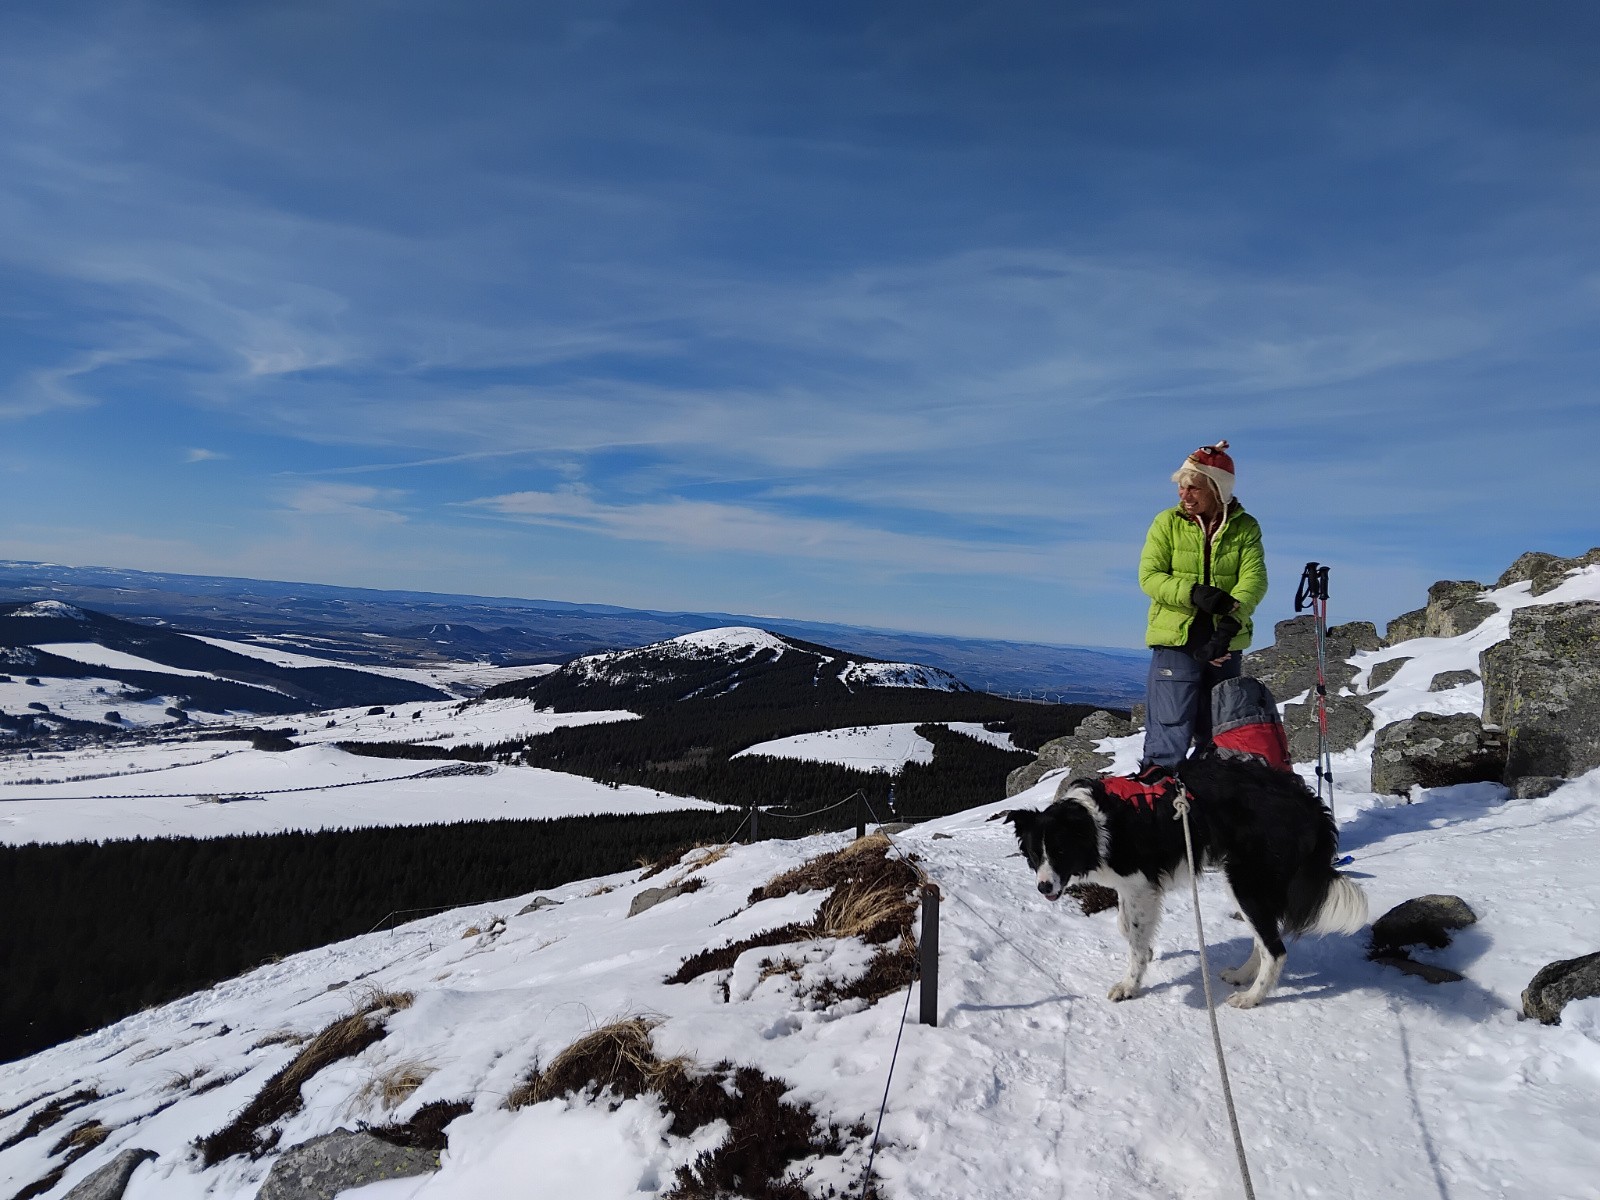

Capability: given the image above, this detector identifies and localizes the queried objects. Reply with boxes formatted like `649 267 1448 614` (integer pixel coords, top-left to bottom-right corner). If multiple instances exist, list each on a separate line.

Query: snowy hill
2 768 1598 1199
0 603 449 731
484 626 969 711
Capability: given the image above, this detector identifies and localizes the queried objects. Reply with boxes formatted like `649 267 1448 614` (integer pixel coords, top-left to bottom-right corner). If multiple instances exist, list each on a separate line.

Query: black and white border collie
996 755 1367 1009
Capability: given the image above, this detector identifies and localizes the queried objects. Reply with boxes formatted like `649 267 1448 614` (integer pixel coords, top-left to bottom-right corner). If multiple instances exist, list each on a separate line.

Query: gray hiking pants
1140 646 1243 768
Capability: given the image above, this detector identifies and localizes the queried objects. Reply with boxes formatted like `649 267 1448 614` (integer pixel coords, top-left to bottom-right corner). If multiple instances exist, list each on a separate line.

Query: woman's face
1177 479 1218 518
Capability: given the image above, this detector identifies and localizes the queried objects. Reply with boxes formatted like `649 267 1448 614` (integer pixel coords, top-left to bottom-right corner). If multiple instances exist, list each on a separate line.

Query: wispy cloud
184 448 226 463
276 482 408 526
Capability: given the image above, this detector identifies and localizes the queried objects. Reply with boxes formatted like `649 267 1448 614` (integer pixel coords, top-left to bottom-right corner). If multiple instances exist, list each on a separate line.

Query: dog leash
1172 783 1258 1200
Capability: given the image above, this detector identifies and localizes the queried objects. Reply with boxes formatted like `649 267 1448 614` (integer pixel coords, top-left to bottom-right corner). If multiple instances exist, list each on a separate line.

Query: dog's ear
989 808 1038 832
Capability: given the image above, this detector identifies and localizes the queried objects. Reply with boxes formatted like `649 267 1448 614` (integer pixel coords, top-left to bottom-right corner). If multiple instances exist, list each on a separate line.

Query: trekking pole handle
1295 561 1331 611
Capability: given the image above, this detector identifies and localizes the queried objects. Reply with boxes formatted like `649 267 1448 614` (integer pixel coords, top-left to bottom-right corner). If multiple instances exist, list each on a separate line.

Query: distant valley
0 560 1145 705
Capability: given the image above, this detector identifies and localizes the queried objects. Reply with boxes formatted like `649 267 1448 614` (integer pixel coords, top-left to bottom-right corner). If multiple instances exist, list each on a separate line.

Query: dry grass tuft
818 879 917 944
362 1098 472 1152
50 1119 111 1164
162 1064 210 1092
508 1018 688 1110
667 834 922 1010
0 1089 101 1153
248 1030 306 1052
586 883 616 897
354 1061 434 1113
194 991 404 1165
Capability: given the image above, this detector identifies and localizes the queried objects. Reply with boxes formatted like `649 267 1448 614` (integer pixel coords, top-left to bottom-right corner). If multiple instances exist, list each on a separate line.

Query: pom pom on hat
1182 439 1235 506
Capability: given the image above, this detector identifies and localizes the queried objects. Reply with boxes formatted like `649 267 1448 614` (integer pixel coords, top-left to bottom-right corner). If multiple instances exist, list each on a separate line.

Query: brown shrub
363 1098 472 1152
0 1089 101 1153
504 1021 873 1200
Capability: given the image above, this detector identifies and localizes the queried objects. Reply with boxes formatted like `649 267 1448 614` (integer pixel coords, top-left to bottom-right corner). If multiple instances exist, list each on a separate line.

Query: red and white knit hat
1179 440 1235 506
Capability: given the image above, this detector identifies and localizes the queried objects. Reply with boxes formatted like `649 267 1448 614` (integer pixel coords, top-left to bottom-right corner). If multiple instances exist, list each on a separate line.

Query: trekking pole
1294 562 1334 814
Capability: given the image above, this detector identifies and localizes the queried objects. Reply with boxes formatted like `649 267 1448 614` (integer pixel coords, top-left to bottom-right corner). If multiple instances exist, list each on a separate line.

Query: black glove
1190 583 1237 616
1194 614 1242 663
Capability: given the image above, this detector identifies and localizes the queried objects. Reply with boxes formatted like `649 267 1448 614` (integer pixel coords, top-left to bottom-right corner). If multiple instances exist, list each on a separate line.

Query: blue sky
2 0 1597 648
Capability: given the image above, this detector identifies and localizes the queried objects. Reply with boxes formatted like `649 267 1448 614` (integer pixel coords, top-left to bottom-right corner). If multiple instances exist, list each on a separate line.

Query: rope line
1172 786 1258 1200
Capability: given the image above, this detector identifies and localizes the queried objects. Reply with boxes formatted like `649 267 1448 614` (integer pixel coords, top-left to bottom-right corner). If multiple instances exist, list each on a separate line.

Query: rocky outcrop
1385 581 1497 644
1495 547 1600 597
1245 617 1382 701
516 896 560 915
62 1150 156 1200
257 1130 439 1200
1385 608 1428 644
1370 713 1506 795
1522 951 1600 1025
1004 710 1129 796
1428 669 1479 692
1282 693 1372 760
1480 601 1600 788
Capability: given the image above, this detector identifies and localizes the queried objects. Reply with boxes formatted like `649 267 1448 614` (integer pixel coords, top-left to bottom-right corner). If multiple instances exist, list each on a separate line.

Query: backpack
1210 675 1292 772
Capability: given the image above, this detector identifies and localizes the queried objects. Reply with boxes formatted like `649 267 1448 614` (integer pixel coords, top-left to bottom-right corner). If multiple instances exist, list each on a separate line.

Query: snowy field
735 722 1020 772
189 635 560 696
2 761 1597 1200
0 740 720 844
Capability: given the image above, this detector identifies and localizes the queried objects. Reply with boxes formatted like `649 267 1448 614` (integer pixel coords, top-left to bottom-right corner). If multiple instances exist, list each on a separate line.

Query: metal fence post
919 883 940 1026
856 793 866 840
749 805 759 843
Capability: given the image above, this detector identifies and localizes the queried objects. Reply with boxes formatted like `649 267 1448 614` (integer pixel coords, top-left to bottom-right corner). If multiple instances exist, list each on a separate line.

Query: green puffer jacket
1138 501 1268 650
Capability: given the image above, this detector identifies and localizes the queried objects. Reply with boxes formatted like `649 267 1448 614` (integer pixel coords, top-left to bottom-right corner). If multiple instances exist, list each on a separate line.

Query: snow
188 635 559 696
3 765 1599 1200
8 601 88 619
734 722 1019 773
839 661 965 691
0 739 711 845
4 568 1600 1197
30 642 232 680
666 626 792 657
0 674 198 729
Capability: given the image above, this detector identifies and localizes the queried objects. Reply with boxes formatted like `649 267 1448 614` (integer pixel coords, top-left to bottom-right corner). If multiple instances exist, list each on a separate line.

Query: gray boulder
1283 692 1372 760
1129 702 1146 731
1495 547 1600 597
1522 951 1600 1025
1245 617 1382 703
1006 732 1114 796
1371 713 1506 795
1074 709 1132 739
628 883 692 917
1385 607 1428 644
1481 601 1600 786
1005 710 1132 796
1428 669 1479 692
63 1150 156 1200
1418 580 1497 639
1366 657 1410 693
1512 776 1566 800
257 1131 439 1200
516 896 560 915
1370 895 1478 954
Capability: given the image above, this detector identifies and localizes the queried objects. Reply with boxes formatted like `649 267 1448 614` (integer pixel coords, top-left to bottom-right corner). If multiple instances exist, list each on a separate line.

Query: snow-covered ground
2 761 1597 1200
0 674 200 729
3 567 1599 1198
0 739 720 844
188 635 559 696
735 722 1020 772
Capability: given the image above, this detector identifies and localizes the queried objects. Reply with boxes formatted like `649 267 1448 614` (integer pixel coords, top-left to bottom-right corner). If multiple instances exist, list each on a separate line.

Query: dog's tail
1285 866 1368 936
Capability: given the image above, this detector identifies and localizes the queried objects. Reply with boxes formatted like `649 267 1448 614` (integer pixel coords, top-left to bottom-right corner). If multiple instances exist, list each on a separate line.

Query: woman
1138 440 1267 768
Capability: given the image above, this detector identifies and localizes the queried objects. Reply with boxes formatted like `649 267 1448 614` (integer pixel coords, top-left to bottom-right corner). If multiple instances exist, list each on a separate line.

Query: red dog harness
1100 768 1180 811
